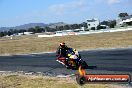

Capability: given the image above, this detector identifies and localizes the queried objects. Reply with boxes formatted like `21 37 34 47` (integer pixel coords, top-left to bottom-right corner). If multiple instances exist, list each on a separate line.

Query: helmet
60 42 65 48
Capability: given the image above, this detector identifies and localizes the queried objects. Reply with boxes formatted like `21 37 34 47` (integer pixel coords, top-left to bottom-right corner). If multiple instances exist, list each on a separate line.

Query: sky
0 0 132 27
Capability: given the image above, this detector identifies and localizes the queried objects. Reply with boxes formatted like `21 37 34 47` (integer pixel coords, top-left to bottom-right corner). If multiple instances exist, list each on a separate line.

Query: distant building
18 33 24 36
99 25 109 29
80 27 85 31
18 32 33 36
116 15 132 27
86 18 100 30
24 32 33 35
55 31 67 36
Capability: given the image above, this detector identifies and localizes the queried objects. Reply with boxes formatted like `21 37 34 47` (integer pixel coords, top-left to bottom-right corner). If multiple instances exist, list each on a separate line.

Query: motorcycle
56 48 88 70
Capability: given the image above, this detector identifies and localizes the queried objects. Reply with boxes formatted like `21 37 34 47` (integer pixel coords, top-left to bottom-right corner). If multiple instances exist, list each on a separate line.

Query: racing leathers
56 45 71 67
56 45 69 58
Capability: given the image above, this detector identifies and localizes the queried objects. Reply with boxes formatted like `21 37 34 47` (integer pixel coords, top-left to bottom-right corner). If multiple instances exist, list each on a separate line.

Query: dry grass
0 75 128 88
0 31 132 55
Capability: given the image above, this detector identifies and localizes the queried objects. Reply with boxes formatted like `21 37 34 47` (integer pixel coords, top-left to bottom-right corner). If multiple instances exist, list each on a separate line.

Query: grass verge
0 30 132 55
0 75 128 88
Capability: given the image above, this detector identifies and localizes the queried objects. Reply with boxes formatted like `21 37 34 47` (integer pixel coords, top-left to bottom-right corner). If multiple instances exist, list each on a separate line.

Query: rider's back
56 46 69 57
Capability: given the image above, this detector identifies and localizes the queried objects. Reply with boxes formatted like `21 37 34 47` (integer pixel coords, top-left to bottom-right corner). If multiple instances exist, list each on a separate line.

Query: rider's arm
56 47 61 58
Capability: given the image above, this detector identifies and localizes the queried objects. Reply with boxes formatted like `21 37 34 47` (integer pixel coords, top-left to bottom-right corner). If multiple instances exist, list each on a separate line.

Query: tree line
0 23 88 37
0 20 115 37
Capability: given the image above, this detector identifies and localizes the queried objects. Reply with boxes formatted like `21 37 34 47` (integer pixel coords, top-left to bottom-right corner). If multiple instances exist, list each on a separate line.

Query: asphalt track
0 48 132 77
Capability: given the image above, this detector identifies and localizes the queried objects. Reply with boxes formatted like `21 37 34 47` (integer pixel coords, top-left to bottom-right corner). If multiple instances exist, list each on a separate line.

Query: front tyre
76 75 86 85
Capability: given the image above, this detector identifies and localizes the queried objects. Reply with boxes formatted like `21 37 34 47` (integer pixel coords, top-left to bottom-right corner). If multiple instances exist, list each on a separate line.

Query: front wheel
76 75 86 85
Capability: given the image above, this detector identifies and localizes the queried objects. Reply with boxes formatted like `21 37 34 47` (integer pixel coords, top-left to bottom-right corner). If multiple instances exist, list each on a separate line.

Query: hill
0 22 67 32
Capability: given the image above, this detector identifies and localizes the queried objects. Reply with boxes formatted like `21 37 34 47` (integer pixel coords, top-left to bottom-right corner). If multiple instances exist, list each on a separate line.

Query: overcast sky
0 0 132 27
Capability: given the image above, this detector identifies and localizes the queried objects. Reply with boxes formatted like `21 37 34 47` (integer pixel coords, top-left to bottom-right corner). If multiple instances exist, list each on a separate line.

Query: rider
56 42 81 67
56 42 69 58
56 42 70 67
